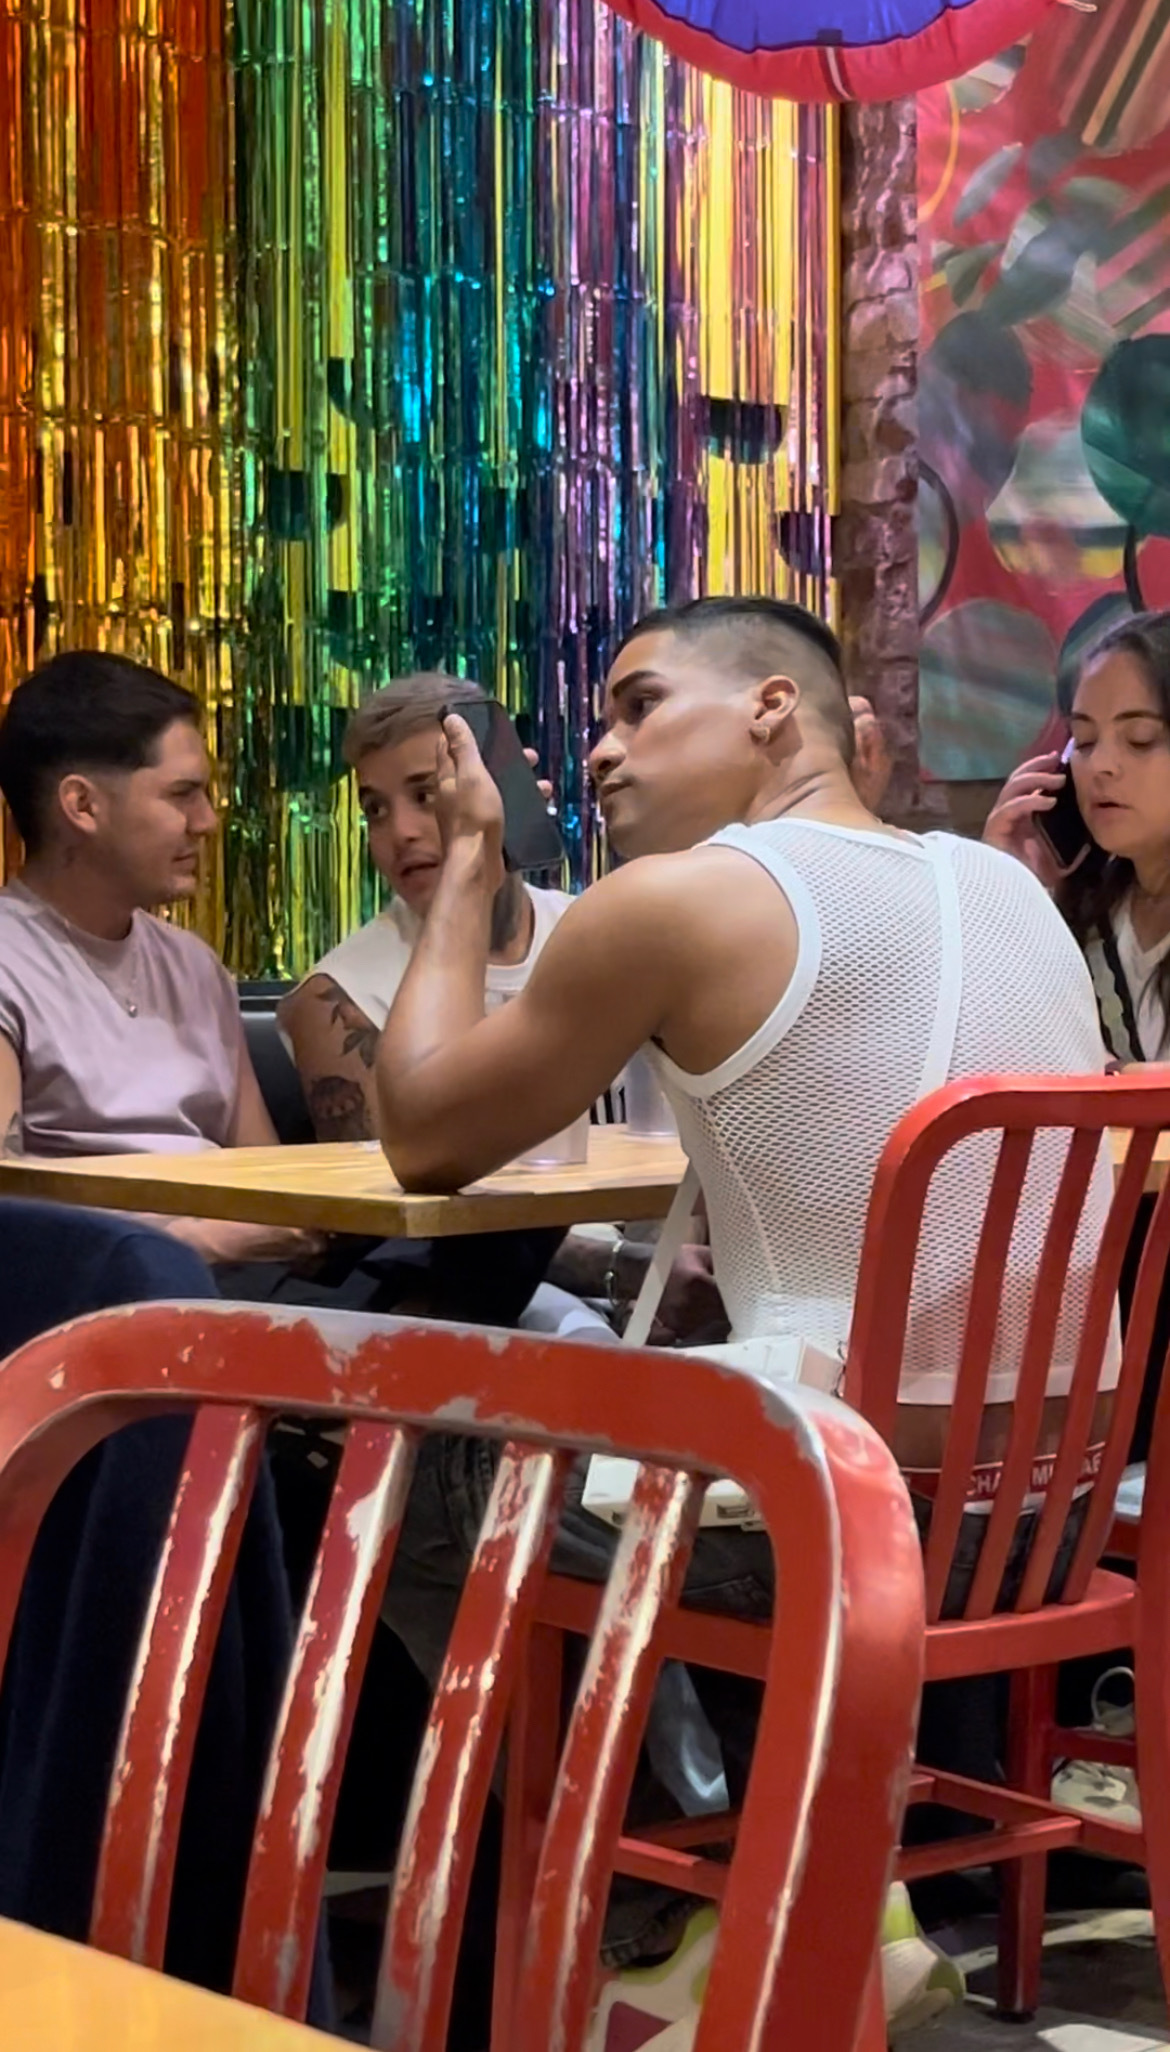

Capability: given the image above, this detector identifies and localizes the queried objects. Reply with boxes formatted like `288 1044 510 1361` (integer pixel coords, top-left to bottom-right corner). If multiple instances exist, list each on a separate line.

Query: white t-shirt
1113 899 1170 1062
282 883 572 1038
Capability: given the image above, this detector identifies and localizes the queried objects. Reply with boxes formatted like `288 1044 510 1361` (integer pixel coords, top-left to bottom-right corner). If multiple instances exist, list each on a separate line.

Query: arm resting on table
378 850 705 1190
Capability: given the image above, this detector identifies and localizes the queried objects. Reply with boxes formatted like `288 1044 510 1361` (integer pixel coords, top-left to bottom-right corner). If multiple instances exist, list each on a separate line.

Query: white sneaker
587 1907 716 2052
1051 1665 1140 1830
882 1880 967 2039
586 1886 965 2048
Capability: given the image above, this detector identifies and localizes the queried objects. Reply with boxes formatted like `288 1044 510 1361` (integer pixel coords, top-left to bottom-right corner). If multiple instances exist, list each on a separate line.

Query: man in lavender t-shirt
0 650 316 1270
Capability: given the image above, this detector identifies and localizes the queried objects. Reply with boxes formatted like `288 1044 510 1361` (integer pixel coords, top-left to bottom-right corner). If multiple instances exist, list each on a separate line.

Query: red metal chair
0 1302 924 2052
532 1073 1170 2041
848 1072 1170 2028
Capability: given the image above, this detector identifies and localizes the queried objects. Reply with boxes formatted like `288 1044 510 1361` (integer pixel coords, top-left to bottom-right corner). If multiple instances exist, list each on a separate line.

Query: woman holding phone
984 608 1170 1065
985 609 1170 1834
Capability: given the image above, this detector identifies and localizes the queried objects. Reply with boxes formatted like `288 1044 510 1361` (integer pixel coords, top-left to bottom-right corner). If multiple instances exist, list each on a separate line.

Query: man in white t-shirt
279 672 572 1142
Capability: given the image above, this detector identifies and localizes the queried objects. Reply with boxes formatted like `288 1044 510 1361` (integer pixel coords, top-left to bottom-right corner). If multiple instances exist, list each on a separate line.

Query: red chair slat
922 1127 1033 1621
1023 1127 1155 1608
236 1419 418 2017
515 1463 704 2049
374 1441 572 2051
1067 1146 1170 1597
90 1404 266 1966
968 1126 1100 1618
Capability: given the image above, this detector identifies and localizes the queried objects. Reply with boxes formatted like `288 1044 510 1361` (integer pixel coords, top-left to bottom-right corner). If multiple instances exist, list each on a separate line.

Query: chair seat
924 1566 1137 1682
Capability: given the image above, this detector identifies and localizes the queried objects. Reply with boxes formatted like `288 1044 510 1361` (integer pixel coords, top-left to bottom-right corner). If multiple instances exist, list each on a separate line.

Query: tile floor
929 1910 1167 2050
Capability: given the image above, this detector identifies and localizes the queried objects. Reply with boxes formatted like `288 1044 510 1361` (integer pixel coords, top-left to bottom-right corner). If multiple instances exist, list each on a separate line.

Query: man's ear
57 772 103 838
749 673 800 747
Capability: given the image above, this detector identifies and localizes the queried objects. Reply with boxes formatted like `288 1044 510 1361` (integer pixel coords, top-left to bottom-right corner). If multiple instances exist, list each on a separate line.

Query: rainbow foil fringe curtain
0 1 838 976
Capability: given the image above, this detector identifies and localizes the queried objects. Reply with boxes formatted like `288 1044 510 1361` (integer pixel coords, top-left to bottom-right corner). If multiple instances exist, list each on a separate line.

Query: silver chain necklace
71 929 143 1017
19 883 144 1016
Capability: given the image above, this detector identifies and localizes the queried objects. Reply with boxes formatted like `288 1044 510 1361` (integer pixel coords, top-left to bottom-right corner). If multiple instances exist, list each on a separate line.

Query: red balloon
604 0 1061 103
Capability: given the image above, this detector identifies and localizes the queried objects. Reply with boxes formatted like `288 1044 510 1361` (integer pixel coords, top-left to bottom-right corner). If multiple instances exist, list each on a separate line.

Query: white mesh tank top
651 820 1116 1405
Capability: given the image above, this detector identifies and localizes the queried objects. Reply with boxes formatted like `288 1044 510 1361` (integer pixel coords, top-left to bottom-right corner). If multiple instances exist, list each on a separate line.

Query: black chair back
238 984 315 1146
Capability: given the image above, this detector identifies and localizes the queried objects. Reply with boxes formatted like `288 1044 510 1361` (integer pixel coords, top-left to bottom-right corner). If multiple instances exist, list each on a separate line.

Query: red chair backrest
847 1072 1170 1625
0 1303 923 2052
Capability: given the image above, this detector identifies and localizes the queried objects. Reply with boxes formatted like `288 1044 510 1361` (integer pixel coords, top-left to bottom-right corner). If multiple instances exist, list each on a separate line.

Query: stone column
836 99 940 825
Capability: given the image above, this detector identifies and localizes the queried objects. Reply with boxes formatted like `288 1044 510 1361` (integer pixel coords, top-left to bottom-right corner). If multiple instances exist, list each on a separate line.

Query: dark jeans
383 1438 1087 1688
216 1226 565 1329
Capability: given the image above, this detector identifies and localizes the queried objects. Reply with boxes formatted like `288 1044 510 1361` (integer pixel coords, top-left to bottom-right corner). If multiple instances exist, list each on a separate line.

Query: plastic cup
623 1051 678 1140
516 1111 592 1170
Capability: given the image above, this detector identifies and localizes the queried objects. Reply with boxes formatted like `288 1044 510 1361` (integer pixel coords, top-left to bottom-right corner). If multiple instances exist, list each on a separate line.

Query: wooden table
0 1127 690 1240
0 1918 329 2051
0 1129 1164 1244
1112 1126 1170 1193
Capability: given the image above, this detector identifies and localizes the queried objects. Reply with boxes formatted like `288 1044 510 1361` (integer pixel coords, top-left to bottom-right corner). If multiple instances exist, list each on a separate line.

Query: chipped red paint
236 1420 419 2017
91 1405 267 1966
375 1443 571 2047
0 1298 927 2049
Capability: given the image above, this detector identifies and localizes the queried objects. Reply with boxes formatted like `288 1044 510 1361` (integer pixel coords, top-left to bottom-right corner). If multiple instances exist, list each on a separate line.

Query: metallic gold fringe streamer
0 1 838 976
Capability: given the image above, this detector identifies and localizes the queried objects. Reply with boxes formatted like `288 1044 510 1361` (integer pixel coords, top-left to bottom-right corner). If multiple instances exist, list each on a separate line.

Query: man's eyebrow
608 667 664 710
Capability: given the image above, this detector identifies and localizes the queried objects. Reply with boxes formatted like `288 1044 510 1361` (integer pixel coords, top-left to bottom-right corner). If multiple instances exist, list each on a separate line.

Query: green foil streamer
230 0 681 972
0 3 830 977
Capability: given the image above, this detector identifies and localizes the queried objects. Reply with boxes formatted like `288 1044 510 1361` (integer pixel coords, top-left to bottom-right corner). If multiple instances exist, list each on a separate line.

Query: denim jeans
382 1433 774 1689
381 1434 1088 1965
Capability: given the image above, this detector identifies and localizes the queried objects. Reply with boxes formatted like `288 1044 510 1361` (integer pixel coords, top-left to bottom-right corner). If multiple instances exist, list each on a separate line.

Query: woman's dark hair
1056 609 1170 1051
0 650 197 854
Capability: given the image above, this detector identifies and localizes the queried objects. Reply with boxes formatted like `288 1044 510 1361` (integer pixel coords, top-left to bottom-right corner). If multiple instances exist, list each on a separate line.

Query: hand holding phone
433 708 507 893
984 741 1088 883
440 699 565 873
1035 739 1091 874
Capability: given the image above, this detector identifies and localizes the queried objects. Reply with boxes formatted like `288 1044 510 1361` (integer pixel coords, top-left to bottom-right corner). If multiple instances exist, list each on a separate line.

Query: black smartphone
441 699 565 872
1035 738 1090 873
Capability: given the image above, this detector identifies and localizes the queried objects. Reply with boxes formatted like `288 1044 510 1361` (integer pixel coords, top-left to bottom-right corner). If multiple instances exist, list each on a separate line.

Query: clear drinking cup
623 1050 678 1140
516 1111 592 1170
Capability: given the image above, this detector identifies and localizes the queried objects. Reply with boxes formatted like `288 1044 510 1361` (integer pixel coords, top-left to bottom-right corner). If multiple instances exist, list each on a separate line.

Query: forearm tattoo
317 977 380 1068
302 978 381 1140
306 1076 376 1142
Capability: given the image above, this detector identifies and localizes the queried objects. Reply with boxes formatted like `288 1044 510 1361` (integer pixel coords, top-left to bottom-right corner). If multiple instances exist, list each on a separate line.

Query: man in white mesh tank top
379 596 1112 1471
375 598 1112 2024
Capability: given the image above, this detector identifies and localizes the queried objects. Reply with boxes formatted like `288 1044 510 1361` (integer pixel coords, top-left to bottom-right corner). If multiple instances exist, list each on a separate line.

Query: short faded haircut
617 596 854 765
343 673 486 770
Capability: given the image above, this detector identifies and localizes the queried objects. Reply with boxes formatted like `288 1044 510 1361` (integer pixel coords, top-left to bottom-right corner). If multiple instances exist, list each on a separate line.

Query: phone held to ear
440 699 565 873
1035 738 1091 874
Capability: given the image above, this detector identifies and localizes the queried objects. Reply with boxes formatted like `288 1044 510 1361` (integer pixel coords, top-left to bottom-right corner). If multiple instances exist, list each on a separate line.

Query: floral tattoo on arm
304 978 380 1142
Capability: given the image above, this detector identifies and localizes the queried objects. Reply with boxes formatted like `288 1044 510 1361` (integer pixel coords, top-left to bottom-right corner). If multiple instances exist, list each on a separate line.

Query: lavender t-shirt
0 882 243 1157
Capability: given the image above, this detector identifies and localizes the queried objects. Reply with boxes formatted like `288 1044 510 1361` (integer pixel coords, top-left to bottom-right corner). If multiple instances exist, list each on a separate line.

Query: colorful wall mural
917 0 1170 781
